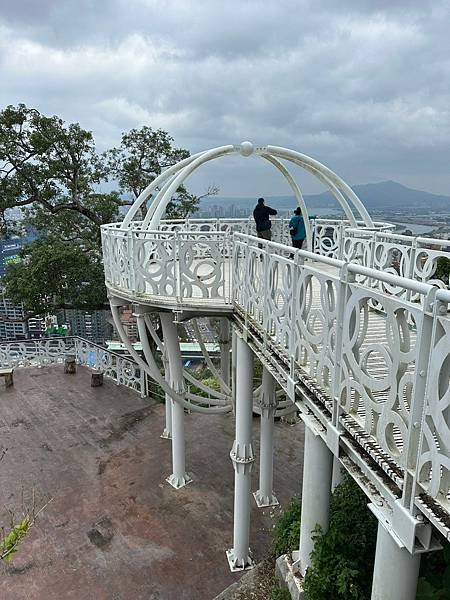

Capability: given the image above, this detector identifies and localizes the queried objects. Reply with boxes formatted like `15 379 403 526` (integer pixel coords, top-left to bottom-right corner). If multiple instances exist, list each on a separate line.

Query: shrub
303 478 378 600
270 580 291 600
273 479 450 600
434 256 450 284
272 496 301 557
417 540 450 599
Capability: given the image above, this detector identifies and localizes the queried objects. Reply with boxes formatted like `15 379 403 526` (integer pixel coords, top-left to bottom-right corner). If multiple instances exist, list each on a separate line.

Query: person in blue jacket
289 207 308 249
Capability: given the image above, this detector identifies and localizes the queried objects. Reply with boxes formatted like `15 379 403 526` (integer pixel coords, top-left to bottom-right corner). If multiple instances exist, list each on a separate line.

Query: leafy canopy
0 104 210 316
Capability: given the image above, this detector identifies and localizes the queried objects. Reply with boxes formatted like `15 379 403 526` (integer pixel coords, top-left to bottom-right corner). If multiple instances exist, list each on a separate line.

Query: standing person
289 207 307 249
253 197 277 241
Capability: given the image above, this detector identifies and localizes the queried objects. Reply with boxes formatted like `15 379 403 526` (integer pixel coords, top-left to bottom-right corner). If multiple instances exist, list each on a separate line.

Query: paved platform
0 366 304 600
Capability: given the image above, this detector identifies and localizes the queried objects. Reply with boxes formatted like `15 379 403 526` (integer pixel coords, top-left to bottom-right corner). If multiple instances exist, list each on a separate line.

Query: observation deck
101 214 450 539
88 142 450 595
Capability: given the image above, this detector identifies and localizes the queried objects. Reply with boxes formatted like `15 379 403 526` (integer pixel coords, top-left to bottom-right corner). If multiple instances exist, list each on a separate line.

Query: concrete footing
275 554 305 600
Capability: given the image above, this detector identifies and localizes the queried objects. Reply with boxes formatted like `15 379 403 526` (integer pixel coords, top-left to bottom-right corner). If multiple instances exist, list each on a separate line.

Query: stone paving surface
0 366 304 600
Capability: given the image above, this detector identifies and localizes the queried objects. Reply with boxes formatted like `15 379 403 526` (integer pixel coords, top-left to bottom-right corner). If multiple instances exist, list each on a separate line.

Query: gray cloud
0 0 449 198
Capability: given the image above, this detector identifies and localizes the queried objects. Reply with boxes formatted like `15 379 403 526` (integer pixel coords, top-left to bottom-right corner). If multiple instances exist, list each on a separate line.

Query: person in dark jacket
253 197 277 240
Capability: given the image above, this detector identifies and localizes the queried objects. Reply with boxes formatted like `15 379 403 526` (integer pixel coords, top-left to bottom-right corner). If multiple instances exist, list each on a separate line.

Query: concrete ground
0 366 304 600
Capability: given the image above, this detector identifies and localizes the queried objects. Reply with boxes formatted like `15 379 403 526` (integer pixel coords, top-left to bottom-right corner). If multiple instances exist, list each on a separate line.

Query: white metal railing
232 233 450 518
0 336 146 397
102 227 234 306
101 218 401 306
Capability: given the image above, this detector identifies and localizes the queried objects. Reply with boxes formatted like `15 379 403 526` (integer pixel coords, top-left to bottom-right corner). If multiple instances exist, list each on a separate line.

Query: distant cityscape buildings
194 203 250 219
0 231 115 344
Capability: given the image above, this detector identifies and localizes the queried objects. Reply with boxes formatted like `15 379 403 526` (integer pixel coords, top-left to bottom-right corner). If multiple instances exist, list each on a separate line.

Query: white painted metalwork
296 423 333 576
371 521 421 600
227 334 255 571
160 312 192 489
254 367 279 508
99 142 450 595
0 336 146 396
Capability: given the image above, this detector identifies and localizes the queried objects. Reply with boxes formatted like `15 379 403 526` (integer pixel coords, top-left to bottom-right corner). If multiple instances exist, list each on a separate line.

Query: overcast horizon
1 0 450 198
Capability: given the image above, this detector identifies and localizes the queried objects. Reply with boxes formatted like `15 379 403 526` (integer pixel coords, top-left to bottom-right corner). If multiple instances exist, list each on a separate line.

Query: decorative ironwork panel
293 266 339 393
417 313 450 508
339 287 422 467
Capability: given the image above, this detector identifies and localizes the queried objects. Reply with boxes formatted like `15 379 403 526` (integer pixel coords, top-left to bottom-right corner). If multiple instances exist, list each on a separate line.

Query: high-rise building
0 291 28 339
0 229 37 278
57 308 113 344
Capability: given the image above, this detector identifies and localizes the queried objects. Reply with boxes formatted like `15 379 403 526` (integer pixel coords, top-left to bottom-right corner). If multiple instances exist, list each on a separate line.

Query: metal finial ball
240 141 254 156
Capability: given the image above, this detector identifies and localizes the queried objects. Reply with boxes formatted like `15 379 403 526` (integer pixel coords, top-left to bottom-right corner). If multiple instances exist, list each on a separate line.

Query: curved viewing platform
101 217 450 310
102 214 450 534
97 143 450 595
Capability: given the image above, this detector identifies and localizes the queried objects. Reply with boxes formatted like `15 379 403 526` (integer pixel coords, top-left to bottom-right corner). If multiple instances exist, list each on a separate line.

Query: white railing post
289 251 303 383
174 231 182 304
262 241 270 349
128 229 136 295
406 237 418 303
400 287 436 512
337 222 345 260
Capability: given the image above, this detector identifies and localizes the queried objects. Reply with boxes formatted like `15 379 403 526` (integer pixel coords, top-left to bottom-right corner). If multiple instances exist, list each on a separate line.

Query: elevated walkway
101 142 450 598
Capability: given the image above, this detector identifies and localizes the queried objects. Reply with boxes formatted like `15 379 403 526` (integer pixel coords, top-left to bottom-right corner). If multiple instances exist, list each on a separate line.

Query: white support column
160 312 192 489
231 328 237 412
371 523 421 600
220 317 231 388
296 423 333 576
331 456 343 491
227 335 255 571
254 367 279 507
160 351 172 439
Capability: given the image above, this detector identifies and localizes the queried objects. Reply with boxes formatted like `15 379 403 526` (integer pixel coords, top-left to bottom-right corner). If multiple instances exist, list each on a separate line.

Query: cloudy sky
1 0 449 197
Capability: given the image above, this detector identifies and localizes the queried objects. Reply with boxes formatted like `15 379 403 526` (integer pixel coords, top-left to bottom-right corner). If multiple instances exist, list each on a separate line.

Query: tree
0 104 127 236
105 126 218 220
0 105 212 317
3 239 107 317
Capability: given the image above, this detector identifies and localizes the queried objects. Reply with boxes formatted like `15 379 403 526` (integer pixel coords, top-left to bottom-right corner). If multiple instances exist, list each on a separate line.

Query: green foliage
0 104 113 233
4 239 107 315
272 496 301 557
434 257 450 285
270 580 291 600
303 478 378 600
417 539 450 600
104 125 200 219
0 104 207 315
0 516 29 561
104 126 189 199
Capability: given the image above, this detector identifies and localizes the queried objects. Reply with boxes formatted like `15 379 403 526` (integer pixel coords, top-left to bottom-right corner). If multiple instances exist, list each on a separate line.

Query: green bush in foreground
303 478 378 600
272 496 301 557
417 542 450 599
272 479 450 599
270 580 291 600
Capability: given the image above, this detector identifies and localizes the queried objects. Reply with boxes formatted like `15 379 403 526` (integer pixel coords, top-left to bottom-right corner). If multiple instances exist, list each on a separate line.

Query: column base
226 548 255 572
253 490 279 508
275 553 305 600
160 428 172 440
166 473 193 489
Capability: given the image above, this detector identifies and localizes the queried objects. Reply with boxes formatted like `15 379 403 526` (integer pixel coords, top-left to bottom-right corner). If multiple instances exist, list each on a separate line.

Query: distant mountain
201 181 450 212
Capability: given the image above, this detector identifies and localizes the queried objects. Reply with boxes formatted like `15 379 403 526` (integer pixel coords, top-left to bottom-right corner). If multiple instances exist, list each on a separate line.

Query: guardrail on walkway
233 233 450 534
0 336 146 397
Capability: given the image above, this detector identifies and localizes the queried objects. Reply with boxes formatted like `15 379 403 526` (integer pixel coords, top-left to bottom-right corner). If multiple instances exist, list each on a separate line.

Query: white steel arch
120 141 374 231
